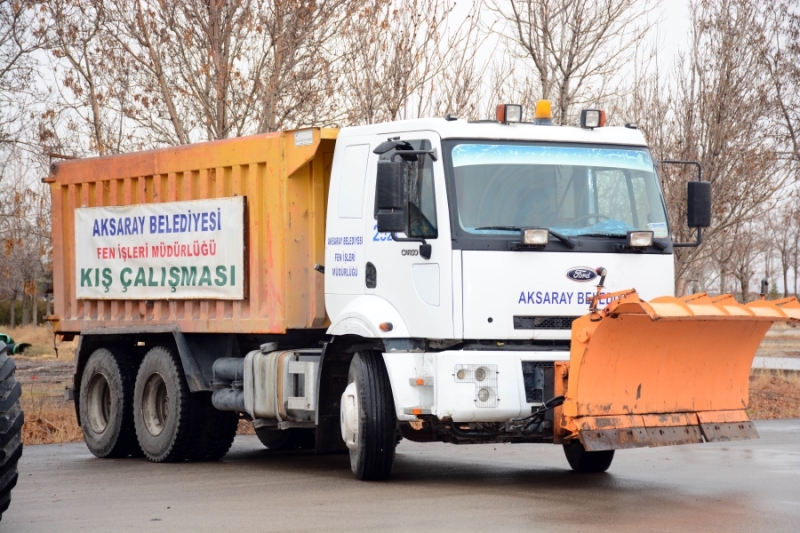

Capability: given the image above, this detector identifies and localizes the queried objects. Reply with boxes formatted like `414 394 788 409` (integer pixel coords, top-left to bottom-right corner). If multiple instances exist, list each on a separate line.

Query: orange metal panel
47 129 338 335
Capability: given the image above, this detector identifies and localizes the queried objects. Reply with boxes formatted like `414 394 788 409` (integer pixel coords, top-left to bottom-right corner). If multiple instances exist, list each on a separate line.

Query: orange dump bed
46 129 338 335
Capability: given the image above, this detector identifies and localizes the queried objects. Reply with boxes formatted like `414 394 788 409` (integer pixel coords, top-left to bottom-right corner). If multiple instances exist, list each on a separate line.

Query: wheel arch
314 335 385 454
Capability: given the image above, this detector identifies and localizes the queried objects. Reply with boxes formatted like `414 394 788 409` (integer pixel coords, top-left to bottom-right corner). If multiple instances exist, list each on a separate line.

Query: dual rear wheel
80 346 238 462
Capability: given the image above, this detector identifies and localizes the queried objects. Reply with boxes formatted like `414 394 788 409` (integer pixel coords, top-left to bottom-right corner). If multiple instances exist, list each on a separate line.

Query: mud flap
560 292 800 450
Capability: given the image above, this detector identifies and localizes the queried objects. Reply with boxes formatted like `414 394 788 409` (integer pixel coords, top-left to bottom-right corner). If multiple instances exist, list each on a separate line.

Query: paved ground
5 420 799 533
753 356 800 371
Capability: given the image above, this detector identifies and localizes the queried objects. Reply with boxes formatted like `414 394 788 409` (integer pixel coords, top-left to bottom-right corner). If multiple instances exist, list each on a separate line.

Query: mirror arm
672 227 703 248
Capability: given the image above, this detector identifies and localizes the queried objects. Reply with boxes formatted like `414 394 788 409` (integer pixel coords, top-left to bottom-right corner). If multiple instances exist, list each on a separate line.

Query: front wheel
563 441 615 473
340 351 397 481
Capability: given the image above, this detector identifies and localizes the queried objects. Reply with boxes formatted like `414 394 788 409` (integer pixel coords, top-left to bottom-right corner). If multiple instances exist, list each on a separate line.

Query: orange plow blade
560 291 800 451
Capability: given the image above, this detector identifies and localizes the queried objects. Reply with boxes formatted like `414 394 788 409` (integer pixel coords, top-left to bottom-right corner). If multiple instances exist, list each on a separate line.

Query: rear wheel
340 351 396 481
0 350 23 520
79 348 139 458
134 346 198 462
563 441 615 473
190 392 239 461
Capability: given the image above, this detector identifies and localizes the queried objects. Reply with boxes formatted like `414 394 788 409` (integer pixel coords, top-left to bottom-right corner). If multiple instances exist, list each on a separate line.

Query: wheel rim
87 372 112 434
142 373 169 437
340 381 359 451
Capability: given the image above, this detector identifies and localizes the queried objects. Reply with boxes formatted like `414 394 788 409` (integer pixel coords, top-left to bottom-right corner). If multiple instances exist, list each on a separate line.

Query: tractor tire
563 441 615 473
0 351 23 520
134 346 200 462
190 392 238 461
340 351 397 481
79 348 140 458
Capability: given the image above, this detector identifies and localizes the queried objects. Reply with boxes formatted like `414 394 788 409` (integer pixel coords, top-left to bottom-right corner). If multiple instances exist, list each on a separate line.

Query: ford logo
566 267 597 282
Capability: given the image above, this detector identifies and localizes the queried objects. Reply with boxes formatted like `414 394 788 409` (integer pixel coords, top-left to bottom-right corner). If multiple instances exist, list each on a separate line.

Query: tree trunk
20 295 27 327
31 293 37 326
9 291 16 329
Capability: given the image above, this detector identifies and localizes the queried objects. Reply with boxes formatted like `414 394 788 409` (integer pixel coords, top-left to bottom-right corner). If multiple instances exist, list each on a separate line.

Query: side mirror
687 180 711 228
376 160 406 233
660 160 709 248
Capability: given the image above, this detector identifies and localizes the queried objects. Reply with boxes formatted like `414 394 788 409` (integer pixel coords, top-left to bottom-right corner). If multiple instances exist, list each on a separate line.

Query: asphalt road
5 420 800 533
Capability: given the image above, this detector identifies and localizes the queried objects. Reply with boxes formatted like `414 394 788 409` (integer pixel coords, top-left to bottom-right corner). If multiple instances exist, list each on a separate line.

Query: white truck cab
324 110 676 457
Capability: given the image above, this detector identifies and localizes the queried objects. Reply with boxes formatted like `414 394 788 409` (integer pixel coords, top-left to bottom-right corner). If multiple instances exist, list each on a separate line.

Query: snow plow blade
559 291 800 451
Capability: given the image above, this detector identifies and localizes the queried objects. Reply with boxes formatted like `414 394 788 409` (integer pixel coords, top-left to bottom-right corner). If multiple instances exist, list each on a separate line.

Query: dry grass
3 323 77 360
748 370 800 419
20 382 83 445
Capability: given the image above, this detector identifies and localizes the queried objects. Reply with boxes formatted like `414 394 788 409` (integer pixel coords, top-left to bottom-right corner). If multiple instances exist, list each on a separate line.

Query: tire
134 346 199 462
190 392 238 461
0 351 23 520
255 427 316 451
340 351 397 481
79 348 140 458
563 441 615 473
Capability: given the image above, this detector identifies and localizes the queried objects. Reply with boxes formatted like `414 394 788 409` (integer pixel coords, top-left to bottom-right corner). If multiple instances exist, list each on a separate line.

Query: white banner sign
75 197 245 299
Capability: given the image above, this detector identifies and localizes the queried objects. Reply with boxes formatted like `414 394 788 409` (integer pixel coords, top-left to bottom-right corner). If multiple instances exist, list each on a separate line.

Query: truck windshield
448 142 669 238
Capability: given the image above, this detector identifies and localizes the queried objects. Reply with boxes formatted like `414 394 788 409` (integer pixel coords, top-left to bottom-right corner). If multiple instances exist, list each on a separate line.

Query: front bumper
382 349 568 423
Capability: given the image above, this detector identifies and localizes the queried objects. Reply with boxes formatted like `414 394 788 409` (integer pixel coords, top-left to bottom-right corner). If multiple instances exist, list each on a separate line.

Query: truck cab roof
337 117 648 147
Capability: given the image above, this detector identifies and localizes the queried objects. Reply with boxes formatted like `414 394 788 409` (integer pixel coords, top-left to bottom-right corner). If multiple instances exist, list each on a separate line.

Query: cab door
364 132 453 339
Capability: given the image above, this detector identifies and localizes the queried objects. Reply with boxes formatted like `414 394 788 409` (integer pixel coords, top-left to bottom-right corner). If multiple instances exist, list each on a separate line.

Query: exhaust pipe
212 357 245 384
212 388 245 412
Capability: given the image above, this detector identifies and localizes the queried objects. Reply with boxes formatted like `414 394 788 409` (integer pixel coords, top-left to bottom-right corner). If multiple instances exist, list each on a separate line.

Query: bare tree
40 0 357 153
486 0 659 124
621 0 784 295
340 0 484 124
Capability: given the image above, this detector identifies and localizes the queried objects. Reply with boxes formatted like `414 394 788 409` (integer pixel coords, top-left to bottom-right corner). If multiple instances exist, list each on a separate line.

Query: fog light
627 231 654 248
474 367 486 382
477 388 490 402
456 369 466 380
522 228 549 246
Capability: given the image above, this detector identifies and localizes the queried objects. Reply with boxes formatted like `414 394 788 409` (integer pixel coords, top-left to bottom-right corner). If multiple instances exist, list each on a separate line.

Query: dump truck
46 103 800 480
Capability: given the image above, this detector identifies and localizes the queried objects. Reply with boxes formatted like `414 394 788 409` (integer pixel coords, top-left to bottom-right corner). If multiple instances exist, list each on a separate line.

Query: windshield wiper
476 226 576 249
474 226 520 231
576 233 627 238
548 229 576 249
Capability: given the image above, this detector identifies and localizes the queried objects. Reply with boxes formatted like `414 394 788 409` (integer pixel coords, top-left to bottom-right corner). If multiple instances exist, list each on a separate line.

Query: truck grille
513 316 578 330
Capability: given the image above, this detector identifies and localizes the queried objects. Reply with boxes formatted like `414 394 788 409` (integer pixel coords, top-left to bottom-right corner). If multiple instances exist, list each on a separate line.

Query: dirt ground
6 323 800 446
